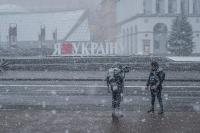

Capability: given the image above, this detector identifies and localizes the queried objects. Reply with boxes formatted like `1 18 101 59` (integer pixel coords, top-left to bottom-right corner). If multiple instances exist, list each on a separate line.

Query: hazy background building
115 0 200 56
0 0 103 56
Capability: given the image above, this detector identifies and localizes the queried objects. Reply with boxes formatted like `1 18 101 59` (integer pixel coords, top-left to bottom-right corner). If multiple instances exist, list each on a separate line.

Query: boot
112 109 116 117
116 108 124 117
147 108 154 113
158 109 164 114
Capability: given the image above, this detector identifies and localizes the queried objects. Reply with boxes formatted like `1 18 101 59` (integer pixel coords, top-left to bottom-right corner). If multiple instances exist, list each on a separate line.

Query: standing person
145 61 165 114
106 63 124 117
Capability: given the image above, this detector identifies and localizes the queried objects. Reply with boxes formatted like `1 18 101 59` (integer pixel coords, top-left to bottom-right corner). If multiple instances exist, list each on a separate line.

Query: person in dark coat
145 61 165 114
107 63 124 117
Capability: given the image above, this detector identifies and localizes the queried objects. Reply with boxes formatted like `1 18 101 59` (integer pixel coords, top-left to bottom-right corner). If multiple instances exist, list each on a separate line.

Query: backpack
157 69 165 83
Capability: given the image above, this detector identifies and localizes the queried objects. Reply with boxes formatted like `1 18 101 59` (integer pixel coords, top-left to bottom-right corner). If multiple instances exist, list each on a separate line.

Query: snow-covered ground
168 56 200 62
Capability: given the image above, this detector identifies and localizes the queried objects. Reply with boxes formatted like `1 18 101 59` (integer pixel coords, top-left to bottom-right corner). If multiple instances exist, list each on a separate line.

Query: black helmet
151 61 159 69
113 62 122 69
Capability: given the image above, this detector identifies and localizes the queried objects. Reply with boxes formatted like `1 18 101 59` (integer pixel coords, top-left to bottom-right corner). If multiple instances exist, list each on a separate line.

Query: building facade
116 0 200 55
0 9 90 50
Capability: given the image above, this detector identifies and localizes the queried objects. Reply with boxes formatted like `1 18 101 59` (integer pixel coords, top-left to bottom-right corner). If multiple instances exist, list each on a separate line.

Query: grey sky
0 0 102 11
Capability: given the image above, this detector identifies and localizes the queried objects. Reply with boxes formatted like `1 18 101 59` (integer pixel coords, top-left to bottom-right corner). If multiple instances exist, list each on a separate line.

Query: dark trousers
112 91 121 110
150 86 163 111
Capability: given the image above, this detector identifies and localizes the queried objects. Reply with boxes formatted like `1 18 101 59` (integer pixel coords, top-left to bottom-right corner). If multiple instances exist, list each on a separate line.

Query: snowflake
164 93 169 100
65 97 69 102
124 98 133 103
134 90 137 94
81 89 85 93
193 103 200 112
141 118 146 123
65 129 69 133
87 129 91 133
101 99 106 104
51 90 57 95
51 110 57 115
24 87 28 90
42 101 46 108
25 113 30 118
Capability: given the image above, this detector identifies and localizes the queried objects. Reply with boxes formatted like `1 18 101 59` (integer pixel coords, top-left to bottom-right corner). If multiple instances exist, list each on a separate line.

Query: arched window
144 0 152 14
193 0 200 15
153 23 168 55
156 0 165 14
168 0 177 14
181 0 189 15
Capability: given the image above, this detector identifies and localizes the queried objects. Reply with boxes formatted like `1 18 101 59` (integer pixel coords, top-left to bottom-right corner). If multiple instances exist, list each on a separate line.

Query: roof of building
0 4 28 13
0 9 90 42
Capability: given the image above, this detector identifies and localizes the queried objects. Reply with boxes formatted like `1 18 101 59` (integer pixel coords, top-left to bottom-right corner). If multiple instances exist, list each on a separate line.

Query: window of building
181 0 189 15
154 40 160 49
144 0 152 14
156 0 165 14
143 40 151 55
168 0 177 14
193 0 200 15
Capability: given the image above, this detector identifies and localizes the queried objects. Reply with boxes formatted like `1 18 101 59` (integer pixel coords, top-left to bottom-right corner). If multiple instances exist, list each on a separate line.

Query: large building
0 6 90 50
0 4 118 56
116 0 200 55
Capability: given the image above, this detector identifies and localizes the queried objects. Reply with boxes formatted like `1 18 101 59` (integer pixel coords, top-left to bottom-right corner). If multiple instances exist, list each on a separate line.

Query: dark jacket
146 69 164 87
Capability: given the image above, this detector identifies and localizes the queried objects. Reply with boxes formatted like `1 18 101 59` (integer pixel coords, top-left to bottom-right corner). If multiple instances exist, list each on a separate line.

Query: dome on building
0 4 28 13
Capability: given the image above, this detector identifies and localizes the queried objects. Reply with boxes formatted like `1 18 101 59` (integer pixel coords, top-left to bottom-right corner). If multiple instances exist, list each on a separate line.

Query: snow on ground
168 56 200 62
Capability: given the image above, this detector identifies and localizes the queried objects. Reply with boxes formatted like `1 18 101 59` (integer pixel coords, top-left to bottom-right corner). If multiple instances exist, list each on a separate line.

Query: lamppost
40 25 46 56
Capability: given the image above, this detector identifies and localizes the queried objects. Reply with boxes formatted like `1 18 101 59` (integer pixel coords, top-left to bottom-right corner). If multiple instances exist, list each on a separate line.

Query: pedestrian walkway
0 70 199 80
0 110 200 133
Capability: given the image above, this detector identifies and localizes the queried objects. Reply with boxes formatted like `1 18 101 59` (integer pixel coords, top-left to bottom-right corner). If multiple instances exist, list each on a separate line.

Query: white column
152 0 157 14
138 0 144 14
134 25 138 54
123 30 126 55
177 0 181 14
189 0 193 15
165 0 169 14
127 29 130 55
136 0 139 14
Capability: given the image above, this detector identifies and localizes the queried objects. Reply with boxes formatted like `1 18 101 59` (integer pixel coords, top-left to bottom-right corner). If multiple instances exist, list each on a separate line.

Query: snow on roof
168 56 200 62
0 4 28 13
0 10 90 42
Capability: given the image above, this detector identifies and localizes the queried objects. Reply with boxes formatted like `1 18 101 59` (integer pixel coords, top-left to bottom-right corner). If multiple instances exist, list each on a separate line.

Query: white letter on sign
82 42 89 55
52 43 61 55
72 42 79 55
91 42 98 55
